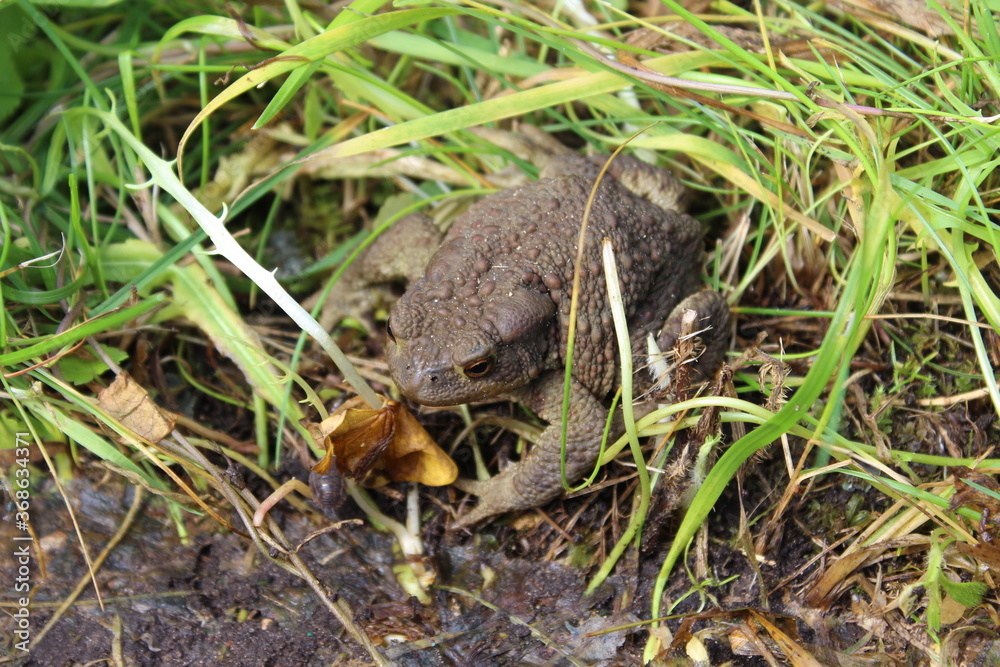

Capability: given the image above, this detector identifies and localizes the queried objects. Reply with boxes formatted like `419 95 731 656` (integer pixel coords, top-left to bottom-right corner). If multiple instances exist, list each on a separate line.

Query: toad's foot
655 289 730 382
450 375 607 529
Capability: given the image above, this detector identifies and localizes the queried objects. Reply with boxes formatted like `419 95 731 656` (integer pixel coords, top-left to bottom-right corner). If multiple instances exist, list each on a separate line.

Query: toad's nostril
429 376 438 383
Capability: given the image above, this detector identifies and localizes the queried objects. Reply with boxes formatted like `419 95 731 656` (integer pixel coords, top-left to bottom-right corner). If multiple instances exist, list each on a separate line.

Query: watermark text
8 432 32 653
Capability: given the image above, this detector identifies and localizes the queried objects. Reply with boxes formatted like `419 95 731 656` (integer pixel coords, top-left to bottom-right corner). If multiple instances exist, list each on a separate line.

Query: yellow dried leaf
383 401 457 486
309 396 456 487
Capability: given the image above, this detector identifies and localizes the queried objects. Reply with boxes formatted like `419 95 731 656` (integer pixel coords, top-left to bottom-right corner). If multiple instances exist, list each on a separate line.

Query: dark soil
1 460 646 666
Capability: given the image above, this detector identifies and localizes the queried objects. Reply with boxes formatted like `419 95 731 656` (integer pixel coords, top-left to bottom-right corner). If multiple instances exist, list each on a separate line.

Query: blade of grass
84 105 381 409
584 238 650 595
176 6 463 169
643 124 899 659
0 298 162 367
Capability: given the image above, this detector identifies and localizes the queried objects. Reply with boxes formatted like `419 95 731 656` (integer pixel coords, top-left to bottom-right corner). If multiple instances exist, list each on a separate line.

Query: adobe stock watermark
5 432 33 654
4 2 60 54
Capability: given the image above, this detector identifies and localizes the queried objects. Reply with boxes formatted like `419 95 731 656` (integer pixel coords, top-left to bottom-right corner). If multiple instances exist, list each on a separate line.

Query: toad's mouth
387 343 519 407
389 364 499 407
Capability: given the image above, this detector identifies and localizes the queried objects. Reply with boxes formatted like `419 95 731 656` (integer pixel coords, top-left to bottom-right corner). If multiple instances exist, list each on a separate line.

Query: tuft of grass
2 0 999 662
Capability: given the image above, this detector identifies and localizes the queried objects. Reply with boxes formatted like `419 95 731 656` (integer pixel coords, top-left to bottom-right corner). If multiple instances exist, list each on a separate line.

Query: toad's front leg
451 374 608 528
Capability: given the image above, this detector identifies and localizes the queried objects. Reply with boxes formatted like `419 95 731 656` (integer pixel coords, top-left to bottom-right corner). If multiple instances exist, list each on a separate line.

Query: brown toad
383 153 728 527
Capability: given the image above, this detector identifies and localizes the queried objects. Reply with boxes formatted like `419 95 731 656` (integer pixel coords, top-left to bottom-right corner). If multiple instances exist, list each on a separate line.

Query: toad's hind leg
451 374 607 528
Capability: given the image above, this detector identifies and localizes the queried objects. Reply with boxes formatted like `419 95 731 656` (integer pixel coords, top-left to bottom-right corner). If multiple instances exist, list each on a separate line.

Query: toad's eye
463 358 494 378
386 320 395 342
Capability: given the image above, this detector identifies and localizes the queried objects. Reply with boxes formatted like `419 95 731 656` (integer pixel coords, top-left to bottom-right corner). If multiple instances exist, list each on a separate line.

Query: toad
378 150 729 528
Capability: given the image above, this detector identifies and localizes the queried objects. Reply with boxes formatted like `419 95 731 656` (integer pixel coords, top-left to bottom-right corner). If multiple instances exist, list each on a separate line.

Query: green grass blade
0 298 163 367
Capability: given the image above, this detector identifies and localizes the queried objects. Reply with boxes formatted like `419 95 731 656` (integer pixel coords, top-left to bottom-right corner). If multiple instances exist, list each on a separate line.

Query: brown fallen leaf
310 396 457 488
954 541 1000 572
98 372 176 443
832 0 954 37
